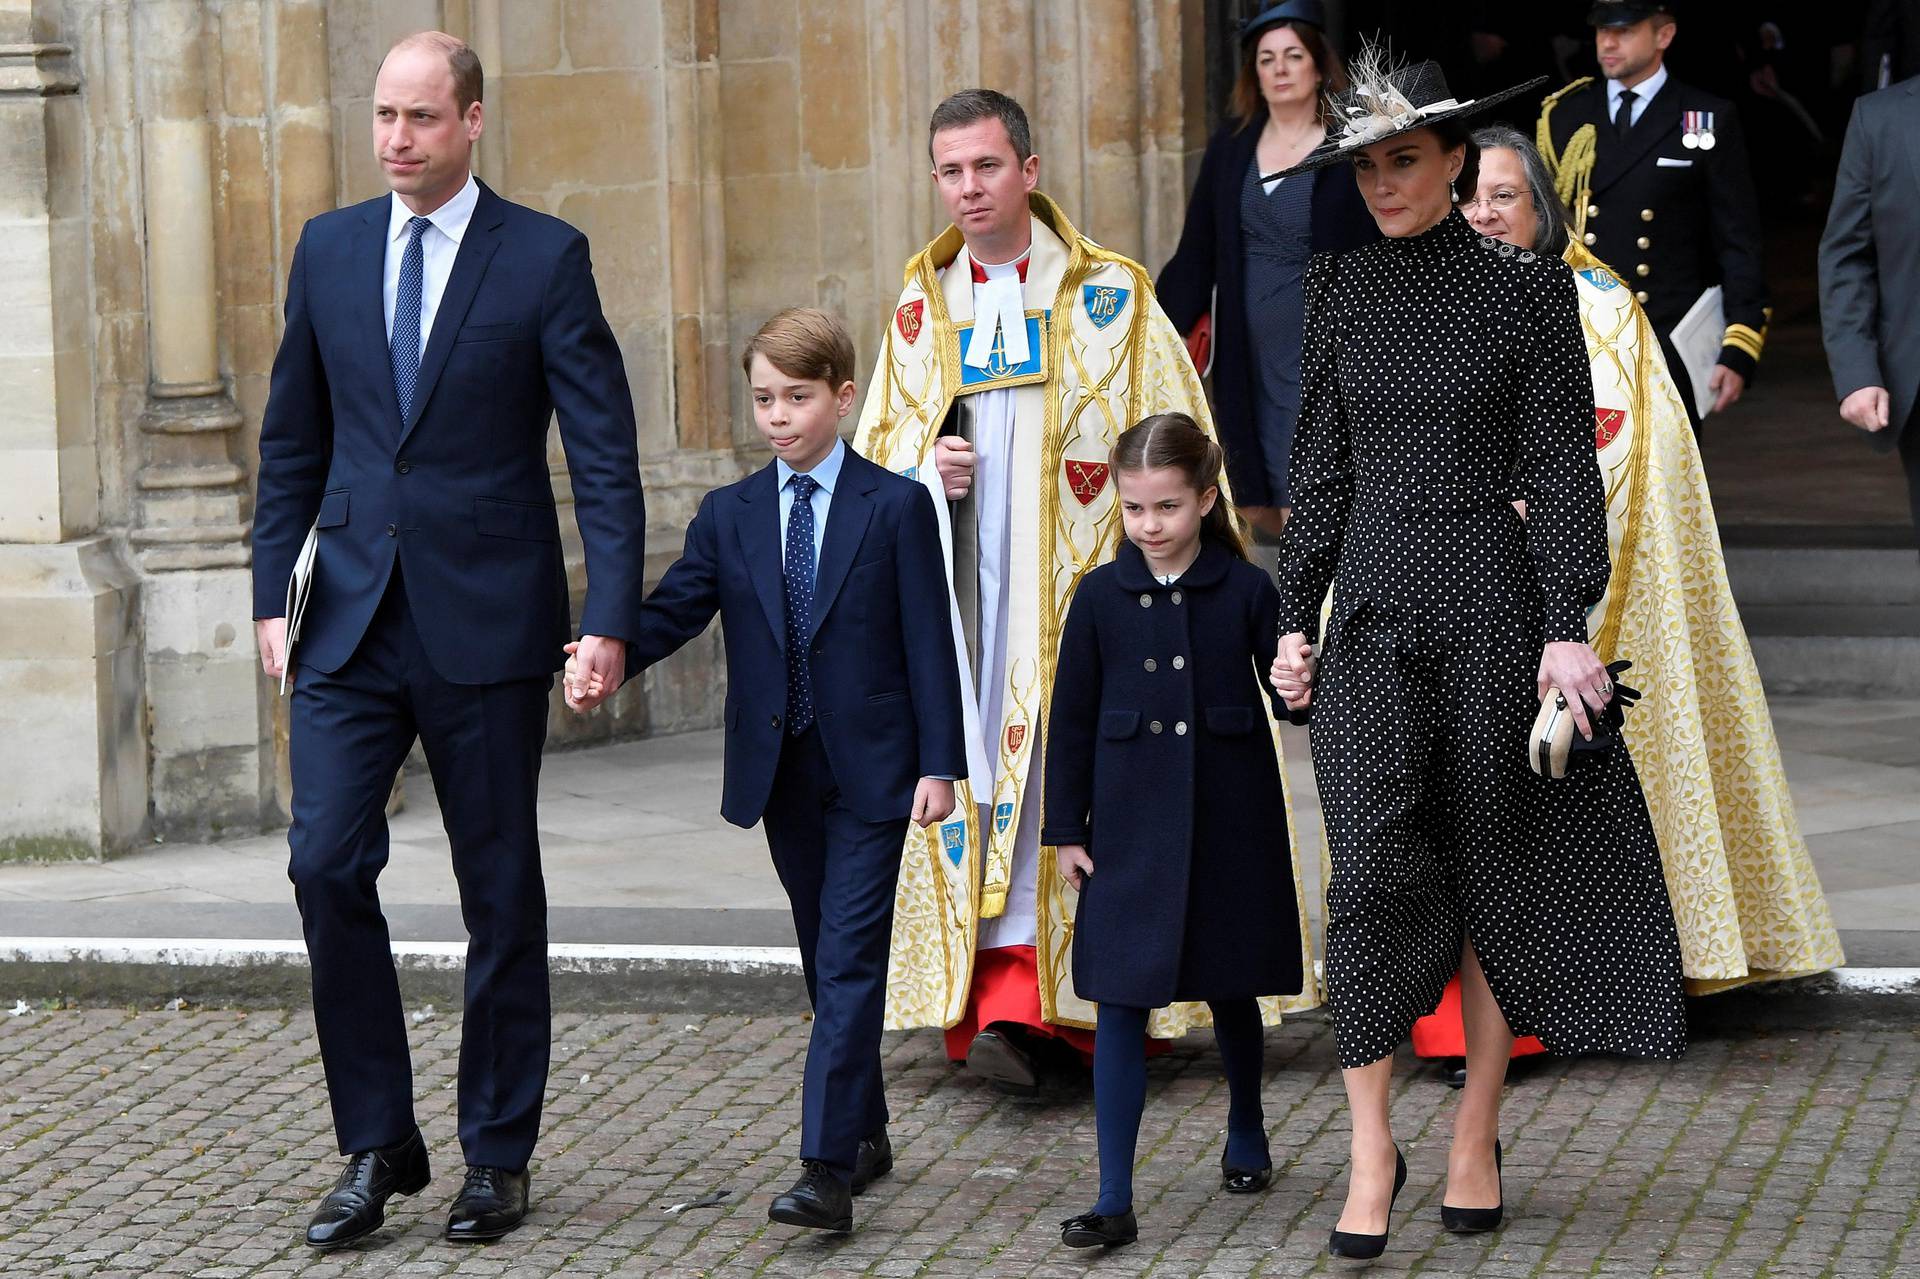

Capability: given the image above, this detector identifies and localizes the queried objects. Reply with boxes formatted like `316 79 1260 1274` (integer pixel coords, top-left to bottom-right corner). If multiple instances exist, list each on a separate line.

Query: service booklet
1669 286 1725 419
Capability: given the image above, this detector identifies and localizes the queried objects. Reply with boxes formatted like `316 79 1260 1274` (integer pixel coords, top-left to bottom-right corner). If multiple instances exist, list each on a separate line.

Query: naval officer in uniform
1538 0 1770 430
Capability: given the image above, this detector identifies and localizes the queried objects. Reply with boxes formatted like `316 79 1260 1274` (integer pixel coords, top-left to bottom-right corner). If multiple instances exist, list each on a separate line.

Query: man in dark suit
1540 0 1771 430
582 308 965 1234
250 32 645 1248
1820 76 1920 551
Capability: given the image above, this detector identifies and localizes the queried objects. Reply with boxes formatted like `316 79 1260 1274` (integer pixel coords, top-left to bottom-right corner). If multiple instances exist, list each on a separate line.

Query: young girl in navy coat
1045 413 1304 1249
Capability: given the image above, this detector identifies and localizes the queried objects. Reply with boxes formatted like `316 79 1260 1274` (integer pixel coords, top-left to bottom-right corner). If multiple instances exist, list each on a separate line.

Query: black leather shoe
852 1130 894 1195
304 1129 430 1250
445 1165 530 1242
1221 1146 1274 1194
966 1027 1039 1094
1441 1139 1504 1234
768 1160 853 1233
1439 1057 1468 1088
1328 1146 1407 1261
1060 1208 1138 1248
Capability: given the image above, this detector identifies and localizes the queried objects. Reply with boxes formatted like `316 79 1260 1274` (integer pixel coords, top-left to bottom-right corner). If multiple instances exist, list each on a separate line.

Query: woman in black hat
1156 0 1378 540
1265 51 1687 1261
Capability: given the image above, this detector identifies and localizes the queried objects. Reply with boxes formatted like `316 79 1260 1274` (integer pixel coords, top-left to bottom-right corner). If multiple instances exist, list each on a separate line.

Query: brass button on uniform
1174 721 1188 735
1583 232 1597 246
1149 720 1163 734
1641 208 1655 222
1143 658 1157 672
1139 594 1152 608
1172 656 1186 670
1636 236 1650 250
1635 263 1650 277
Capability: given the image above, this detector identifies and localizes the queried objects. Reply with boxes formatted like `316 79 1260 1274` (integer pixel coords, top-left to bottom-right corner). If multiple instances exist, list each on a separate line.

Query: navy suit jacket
252 180 647 684
630 450 967 827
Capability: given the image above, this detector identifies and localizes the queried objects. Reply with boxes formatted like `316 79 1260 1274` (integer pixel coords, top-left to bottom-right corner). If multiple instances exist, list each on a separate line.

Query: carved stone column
128 0 268 835
0 12 147 860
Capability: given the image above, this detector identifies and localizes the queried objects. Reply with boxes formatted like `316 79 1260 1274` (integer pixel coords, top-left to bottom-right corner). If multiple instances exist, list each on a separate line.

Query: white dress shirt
1607 63 1669 130
382 173 480 350
775 438 846 588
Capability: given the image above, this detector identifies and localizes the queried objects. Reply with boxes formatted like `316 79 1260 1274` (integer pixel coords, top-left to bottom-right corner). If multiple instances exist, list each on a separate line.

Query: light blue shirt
776 438 846 587
1606 63 1668 130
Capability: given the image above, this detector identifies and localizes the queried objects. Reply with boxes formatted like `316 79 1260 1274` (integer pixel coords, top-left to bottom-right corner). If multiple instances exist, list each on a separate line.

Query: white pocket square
1656 156 1694 168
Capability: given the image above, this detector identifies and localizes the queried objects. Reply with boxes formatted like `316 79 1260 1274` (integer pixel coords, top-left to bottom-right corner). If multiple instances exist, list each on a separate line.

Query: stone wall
0 0 1209 857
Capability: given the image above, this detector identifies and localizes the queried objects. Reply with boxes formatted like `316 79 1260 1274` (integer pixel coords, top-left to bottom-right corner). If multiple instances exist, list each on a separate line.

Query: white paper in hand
281 521 319 695
1668 286 1724 419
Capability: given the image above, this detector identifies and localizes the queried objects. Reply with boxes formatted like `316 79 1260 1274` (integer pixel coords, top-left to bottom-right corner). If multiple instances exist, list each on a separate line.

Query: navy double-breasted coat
1041 539 1304 1009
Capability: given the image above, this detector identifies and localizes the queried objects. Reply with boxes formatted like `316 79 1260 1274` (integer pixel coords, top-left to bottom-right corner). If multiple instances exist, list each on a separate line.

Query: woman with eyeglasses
1412 125 1845 1085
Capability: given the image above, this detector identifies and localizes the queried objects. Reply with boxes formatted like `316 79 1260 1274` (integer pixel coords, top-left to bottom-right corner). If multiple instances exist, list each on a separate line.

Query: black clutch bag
1528 660 1641 779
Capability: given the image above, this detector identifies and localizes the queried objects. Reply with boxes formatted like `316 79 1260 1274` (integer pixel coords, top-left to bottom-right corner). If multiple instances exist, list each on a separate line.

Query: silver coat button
1174 721 1188 735
1170 590 1182 604
1149 720 1163 734
1139 594 1152 608
1172 656 1186 669
1144 658 1157 672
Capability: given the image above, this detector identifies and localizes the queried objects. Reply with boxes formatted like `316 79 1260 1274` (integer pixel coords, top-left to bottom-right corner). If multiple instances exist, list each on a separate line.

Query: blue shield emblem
993 802 1014 836
1577 267 1621 293
899 465 919 481
1083 284 1129 330
940 819 966 867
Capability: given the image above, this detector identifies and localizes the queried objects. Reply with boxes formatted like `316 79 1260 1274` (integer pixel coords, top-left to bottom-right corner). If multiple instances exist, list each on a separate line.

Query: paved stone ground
2 1011 1915 1279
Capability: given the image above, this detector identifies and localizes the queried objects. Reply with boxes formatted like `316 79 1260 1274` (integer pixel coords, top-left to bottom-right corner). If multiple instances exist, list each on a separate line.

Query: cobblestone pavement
1 1011 1915 1278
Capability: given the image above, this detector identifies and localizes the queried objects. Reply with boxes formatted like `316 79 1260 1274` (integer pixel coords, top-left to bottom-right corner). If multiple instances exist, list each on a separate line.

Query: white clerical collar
964 247 1033 370
1608 63 1668 110
389 173 480 246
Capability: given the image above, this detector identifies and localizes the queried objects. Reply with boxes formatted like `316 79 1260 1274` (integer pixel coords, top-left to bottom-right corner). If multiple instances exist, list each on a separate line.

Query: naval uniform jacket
1544 75 1770 381
1041 539 1304 1009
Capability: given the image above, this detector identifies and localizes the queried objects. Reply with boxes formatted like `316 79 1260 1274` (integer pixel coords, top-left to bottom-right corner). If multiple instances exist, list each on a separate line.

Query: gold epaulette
1536 76 1595 171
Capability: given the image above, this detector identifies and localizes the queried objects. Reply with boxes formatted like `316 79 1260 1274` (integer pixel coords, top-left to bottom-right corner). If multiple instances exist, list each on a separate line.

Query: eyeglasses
1459 189 1526 213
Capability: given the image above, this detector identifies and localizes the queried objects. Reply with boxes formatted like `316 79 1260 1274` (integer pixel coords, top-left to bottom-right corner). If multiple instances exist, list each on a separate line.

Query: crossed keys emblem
1064 459 1111 506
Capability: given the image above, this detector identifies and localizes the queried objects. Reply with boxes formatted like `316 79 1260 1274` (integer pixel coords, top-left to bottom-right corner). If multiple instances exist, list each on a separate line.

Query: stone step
1723 545 1920 607
1741 605 1920 696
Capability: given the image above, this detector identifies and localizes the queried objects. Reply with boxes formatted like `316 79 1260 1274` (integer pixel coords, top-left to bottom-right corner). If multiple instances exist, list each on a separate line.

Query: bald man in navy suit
251 32 645 1249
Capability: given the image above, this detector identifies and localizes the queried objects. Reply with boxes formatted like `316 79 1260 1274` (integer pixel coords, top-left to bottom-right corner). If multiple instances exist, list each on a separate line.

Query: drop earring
1449 180 1458 203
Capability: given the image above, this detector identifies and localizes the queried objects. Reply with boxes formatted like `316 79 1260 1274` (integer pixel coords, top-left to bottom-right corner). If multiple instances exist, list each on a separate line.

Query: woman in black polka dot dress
1265 56 1687 1260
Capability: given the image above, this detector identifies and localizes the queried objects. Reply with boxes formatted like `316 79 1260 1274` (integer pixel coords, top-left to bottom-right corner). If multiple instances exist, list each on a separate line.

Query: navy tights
1091 999 1268 1216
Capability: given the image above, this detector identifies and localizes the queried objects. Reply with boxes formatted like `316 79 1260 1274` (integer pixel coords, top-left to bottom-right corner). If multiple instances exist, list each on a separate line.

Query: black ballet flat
1327 1146 1407 1261
1060 1208 1138 1249
1440 1139 1503 1234
1438 1057 1468 1089
1220 1148 1273 1194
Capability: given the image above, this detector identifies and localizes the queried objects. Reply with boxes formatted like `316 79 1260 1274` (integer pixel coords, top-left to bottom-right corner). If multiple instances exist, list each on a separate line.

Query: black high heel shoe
1327 1146 1407 1261
1220 1138 1274 1193
1441 1139 1503 1234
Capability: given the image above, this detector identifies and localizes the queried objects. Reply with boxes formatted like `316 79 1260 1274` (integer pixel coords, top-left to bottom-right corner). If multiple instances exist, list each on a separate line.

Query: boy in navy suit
568 308 966 1233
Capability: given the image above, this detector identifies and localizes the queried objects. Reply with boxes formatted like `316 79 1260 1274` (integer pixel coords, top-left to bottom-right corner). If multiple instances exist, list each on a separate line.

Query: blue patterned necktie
783 474 820 734
390 215 432 424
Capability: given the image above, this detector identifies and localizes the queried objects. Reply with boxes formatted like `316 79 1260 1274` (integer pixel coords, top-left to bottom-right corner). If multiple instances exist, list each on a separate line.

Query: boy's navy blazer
630 448 967 827
251 180 647 684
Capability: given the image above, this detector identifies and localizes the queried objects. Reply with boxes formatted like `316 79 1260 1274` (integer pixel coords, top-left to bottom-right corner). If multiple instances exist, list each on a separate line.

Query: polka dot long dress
1275 209 1687 1071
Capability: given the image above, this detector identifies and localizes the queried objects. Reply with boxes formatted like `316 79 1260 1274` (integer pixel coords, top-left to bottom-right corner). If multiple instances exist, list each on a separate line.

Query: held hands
1056 843 1094 890
934 436 975 500
1270 631 1317 711
1537 640 1614 741
911 777 956 829
1840 385 1892 433
562 636 627 712
256 617 291 684
1708 363 1747 415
